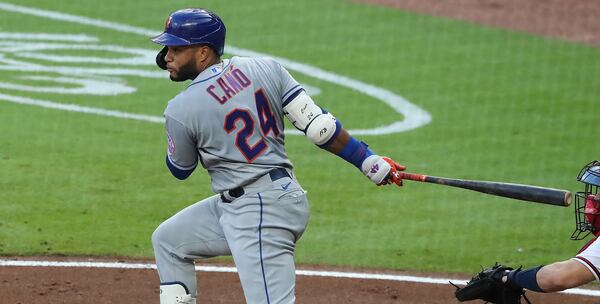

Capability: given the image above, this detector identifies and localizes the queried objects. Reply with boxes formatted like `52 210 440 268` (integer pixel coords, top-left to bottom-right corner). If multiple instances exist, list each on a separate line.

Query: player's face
165 46 201 82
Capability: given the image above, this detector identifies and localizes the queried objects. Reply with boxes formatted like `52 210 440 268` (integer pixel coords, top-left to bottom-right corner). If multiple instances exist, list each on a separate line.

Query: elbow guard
283 90 340 146
305 112 338 146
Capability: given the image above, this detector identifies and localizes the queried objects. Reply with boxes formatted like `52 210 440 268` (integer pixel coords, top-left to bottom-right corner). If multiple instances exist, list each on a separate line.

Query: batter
150 8 406 304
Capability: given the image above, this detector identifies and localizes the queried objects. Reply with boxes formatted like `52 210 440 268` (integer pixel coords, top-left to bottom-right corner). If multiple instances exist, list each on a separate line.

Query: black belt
220 168 290 203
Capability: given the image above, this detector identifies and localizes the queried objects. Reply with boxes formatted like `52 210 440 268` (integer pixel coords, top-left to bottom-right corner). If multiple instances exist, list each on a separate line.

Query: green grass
0 0 598 275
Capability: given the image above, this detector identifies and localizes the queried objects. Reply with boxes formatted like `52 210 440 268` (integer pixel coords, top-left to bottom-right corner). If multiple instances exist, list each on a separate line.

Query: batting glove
361 155 406 186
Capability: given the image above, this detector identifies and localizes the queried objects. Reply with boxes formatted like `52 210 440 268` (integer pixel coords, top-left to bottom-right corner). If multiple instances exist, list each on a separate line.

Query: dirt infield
355 0 600 46
1 257 599 303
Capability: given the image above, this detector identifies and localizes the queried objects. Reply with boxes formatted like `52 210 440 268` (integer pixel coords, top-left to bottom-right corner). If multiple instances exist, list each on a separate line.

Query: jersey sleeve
262 57 304 107
164 114 198 180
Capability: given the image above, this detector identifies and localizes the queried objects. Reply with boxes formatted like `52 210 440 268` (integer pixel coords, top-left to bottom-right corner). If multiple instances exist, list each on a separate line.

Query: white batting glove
361 155 406 186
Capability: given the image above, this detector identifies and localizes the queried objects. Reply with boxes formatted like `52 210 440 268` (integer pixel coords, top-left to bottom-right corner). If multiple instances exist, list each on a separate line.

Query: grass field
0 0 599 275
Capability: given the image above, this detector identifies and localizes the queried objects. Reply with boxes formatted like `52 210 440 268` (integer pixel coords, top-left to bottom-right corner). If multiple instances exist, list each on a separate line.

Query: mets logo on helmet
165 16 172 31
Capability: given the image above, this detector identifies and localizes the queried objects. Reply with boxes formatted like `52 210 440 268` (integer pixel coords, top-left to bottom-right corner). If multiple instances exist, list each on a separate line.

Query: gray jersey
164 56 302 193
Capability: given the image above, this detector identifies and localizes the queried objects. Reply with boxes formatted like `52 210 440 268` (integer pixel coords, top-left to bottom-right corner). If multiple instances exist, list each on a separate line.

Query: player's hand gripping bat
398 172 572 207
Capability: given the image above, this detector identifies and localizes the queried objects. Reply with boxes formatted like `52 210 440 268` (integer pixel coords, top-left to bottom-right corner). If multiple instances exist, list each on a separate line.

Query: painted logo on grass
0 2 431 135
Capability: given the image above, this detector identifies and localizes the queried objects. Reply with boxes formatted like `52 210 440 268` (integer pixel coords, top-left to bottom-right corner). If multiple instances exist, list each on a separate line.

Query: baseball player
453 160 600 304
150 8 406 304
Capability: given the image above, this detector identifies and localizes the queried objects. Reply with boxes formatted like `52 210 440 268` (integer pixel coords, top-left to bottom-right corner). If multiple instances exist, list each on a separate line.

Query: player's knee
160 282 196 304
151 223 169 250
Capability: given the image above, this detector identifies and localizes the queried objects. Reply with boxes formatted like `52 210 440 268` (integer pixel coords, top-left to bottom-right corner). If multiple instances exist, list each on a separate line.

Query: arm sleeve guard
283 91 338 146
283 90 377 171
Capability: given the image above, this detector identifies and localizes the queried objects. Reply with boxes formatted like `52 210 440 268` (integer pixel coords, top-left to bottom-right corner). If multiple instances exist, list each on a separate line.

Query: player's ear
196 45 214 61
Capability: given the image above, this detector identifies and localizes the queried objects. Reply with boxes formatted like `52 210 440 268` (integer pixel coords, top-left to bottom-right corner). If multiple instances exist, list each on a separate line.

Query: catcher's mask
571 160 600 240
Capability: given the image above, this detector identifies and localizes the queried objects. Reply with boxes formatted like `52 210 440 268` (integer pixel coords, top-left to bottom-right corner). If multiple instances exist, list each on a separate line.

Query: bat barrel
426 176 572 207
400 172 572 207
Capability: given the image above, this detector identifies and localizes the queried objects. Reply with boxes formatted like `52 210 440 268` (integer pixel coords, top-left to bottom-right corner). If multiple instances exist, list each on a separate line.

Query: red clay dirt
1 257 599 304
3 1 600 303
354 0 600 46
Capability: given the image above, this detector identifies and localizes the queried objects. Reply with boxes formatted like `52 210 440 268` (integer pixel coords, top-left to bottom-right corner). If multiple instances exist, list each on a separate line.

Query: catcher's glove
451 263 531 304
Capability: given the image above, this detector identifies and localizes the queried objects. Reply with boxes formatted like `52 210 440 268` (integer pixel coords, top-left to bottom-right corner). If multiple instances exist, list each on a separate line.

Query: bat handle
399 172 427 182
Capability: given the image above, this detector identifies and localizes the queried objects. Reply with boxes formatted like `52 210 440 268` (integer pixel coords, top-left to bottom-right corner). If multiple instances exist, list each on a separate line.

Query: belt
220 168 291 203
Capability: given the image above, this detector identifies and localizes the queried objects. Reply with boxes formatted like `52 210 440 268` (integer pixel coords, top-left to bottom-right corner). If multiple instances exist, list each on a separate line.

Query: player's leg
220 180 309 304
152 194 231 301
535 259 595 292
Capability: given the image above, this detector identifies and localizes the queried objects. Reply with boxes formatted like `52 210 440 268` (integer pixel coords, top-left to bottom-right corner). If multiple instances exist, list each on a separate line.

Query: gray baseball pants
152 172 309 304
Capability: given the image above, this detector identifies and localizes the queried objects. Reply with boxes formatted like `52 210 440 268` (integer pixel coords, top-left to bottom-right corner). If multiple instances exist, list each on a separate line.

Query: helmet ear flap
156 46 168 70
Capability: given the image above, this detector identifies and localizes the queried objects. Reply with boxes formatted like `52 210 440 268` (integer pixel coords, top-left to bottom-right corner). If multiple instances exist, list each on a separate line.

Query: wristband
508 266 544 292
337 136 374 168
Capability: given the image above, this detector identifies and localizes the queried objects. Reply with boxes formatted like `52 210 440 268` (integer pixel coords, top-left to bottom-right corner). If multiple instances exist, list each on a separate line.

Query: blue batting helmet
152 8 226 56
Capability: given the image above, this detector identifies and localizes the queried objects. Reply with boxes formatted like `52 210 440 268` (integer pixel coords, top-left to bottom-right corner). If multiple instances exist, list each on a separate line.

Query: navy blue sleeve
166 155 196 180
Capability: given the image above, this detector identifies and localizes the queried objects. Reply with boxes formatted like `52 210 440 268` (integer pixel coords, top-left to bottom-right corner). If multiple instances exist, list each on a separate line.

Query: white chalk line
0 32 98 42
0 93 164 123
1 259 599 297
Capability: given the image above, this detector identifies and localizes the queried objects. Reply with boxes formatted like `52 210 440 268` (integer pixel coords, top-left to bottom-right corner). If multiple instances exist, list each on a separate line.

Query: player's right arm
283 90 405 186
164 114 198 180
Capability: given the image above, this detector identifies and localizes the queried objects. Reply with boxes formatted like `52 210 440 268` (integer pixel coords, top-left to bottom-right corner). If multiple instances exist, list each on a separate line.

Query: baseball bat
399 172 572 207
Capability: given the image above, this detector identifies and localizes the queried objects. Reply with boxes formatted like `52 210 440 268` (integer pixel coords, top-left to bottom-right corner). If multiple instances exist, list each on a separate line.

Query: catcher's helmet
152 8 226 56
571 160 600 240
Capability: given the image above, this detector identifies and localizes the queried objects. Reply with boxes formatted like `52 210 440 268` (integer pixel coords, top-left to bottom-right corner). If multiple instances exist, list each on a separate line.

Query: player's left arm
164 114 199 180
283 90 405 186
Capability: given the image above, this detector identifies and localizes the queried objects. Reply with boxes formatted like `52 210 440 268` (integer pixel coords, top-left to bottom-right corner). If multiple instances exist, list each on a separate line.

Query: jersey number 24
224 89 280 163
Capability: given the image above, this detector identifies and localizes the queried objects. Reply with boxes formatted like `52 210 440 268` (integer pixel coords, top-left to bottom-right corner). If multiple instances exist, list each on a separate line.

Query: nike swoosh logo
281 181 292 190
